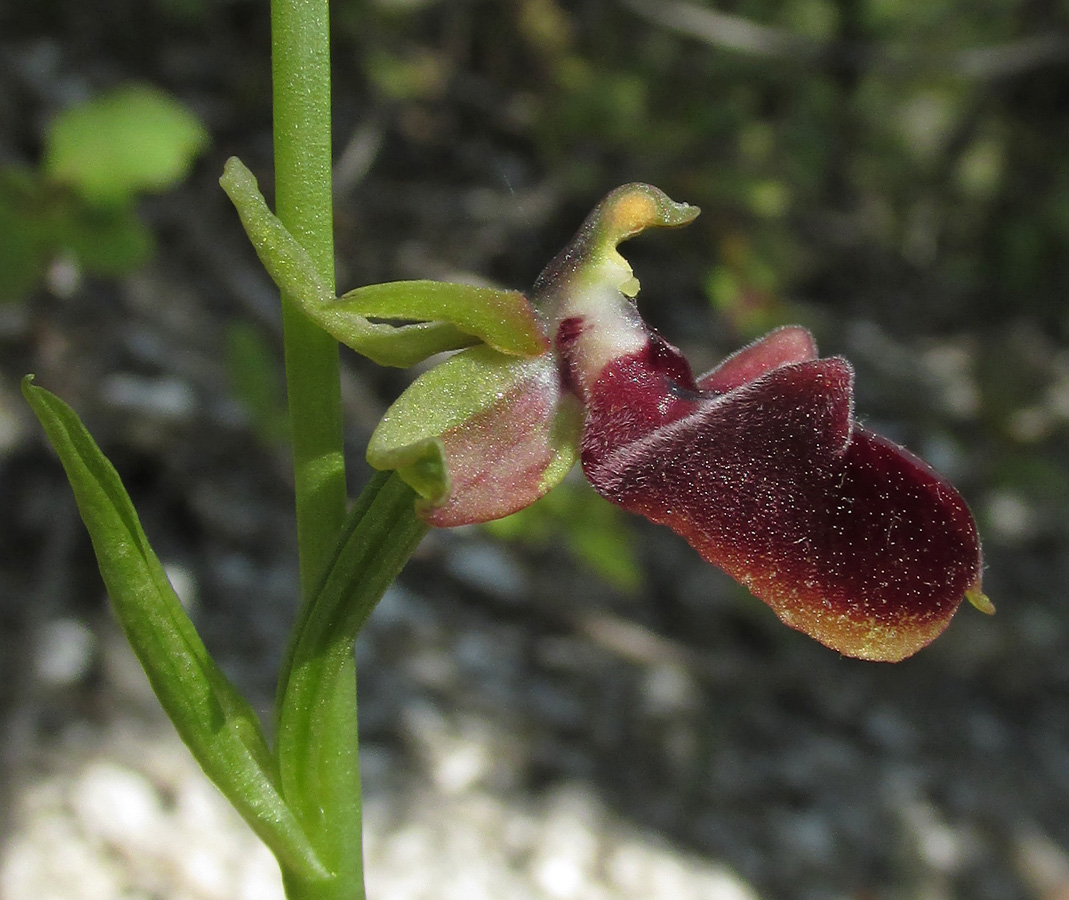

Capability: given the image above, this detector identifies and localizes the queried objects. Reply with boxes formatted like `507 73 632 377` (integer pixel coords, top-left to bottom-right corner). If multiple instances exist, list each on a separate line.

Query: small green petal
221 157 546 366
338 280 548 358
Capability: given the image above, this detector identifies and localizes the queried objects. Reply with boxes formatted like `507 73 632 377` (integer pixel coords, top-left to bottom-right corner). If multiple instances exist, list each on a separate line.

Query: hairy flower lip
573 325 984 662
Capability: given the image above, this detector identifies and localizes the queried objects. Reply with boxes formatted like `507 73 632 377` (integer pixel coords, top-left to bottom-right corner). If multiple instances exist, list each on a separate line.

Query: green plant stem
278 472 428 900
271 0 347 599
269 1 358 897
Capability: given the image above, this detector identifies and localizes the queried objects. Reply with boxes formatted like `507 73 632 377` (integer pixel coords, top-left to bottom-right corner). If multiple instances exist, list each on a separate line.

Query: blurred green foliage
483 479 642 592
45 85 207 206
331 0 1069 341
225 322 291 449
0 84 207 301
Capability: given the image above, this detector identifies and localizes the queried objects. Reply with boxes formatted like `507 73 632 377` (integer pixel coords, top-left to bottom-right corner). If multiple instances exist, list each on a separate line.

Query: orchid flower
220 163 988 662
366 183 989 662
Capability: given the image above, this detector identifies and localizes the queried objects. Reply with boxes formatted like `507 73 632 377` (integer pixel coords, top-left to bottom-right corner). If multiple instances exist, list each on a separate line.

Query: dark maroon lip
568 325 983 662
371 181 986 660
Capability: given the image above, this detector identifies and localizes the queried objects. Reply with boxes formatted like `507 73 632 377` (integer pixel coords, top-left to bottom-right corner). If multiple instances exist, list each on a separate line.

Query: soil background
2 2 1069 899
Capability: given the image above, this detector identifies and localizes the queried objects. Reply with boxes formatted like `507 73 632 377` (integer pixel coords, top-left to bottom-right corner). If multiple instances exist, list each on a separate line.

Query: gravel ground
3 481 1069 900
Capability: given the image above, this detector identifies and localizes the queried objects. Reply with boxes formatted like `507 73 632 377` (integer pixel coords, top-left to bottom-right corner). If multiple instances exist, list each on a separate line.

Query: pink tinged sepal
366 344 582 527
579 326 987 662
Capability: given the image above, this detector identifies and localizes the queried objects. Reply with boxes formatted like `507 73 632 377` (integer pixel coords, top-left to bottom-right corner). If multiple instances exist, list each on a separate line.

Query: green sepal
21 376 328 884
367 345 582 526
220 157 545 366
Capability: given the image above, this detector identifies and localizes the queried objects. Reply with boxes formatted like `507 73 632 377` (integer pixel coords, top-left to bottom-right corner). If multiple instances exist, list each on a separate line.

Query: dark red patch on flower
576 326 983 661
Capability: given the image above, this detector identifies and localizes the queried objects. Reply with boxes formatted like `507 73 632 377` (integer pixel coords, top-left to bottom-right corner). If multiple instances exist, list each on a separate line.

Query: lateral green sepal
220 156 545 365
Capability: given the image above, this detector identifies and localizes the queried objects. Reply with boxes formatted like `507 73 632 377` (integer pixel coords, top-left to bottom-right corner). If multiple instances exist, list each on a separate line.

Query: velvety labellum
577 326 984 661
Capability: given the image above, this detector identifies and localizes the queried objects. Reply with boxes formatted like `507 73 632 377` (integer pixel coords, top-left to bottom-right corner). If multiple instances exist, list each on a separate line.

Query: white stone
177 843 232 900
101 373 198 421
235 843 286 900
444 543 529 599
34 617 95 687
641 662 701 716
530 787 602 899
0 824 121 900
70 761 167 858
984 491 1038 544
163 562 199 612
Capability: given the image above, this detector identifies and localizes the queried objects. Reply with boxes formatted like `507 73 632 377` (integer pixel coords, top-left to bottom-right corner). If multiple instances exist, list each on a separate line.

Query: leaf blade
22 376 327 882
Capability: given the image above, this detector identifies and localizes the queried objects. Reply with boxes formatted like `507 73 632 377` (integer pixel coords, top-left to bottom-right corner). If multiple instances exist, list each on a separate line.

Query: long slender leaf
22 376 328 883
276 472 426 893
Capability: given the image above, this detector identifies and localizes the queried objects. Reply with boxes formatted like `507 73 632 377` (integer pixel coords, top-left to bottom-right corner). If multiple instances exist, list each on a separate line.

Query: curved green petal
338 280 548 358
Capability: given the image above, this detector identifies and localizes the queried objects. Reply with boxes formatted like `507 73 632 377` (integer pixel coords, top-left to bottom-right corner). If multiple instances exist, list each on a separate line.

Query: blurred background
2 1 1069 898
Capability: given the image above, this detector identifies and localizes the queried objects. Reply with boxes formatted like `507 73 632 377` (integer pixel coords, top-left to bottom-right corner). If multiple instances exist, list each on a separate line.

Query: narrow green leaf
276 472 427 894
22 376 328 883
